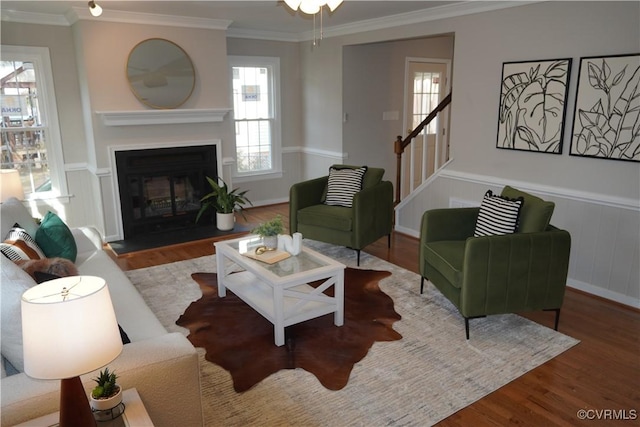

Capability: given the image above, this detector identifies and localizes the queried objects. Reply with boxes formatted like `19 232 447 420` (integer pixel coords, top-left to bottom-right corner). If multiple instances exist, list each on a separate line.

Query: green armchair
419 186 571 339
290 165 394 266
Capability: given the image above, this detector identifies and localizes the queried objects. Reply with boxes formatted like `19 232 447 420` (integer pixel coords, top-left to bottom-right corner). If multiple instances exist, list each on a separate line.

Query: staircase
393 92 452 204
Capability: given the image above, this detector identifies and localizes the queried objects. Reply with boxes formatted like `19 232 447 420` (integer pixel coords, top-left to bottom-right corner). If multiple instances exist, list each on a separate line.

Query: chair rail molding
439 169 639 211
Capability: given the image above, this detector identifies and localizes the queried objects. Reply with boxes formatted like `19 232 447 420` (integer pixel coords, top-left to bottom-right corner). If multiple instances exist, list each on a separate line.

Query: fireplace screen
130 174 200 219
116 145 217 238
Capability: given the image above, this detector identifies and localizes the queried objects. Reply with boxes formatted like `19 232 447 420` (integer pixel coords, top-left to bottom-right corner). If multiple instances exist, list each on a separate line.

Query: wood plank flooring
109 203 640 426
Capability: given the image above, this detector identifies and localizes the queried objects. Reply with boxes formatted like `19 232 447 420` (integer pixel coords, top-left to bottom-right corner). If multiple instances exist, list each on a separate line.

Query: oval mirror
126 38 195 109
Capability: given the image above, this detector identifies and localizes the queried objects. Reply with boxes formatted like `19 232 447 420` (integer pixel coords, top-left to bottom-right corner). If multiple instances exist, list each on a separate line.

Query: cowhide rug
176 268 402 392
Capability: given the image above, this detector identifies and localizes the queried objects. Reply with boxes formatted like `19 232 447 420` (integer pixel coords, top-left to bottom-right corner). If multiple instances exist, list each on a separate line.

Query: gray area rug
126 240 579 426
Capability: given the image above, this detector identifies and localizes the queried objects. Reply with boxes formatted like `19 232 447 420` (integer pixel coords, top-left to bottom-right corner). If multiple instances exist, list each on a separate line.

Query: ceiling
1 1 466 38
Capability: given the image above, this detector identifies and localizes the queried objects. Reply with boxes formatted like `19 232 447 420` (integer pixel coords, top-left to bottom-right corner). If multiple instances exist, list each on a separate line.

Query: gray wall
342 35 454 178
296 1 639 306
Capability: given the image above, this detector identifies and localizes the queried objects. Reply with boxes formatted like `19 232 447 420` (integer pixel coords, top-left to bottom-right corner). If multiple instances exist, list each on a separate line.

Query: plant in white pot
252 215 285 249
196 177 252 231
90 367 122 411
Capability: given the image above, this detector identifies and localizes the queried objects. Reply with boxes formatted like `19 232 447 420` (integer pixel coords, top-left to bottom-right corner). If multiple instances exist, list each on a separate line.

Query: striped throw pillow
324 166 367 208
474 190 524 237
1 224 45 261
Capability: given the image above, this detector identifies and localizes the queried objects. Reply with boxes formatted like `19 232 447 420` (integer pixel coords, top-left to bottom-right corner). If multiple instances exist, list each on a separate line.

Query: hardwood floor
110 203 640 426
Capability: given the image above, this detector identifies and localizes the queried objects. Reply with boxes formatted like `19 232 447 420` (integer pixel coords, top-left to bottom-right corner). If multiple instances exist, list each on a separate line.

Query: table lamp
0 169 25 202
21 276 123 427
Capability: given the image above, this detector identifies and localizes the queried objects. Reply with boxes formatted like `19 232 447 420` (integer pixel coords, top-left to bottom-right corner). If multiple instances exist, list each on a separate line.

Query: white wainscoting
395 169 640 308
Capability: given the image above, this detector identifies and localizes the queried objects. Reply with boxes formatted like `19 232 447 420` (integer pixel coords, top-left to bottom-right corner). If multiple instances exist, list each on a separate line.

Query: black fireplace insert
115 145 217 239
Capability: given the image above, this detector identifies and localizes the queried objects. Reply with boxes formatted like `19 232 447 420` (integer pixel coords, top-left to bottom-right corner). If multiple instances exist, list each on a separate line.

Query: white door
403 59 450 196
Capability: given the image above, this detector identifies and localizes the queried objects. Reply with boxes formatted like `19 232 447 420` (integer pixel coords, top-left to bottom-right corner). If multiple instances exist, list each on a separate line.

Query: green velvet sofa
290 165 394 265
419 186 571 339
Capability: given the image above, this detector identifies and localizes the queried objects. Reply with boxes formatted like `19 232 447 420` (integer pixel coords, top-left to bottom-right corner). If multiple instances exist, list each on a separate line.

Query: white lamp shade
21 276 123 380
0 169 25 202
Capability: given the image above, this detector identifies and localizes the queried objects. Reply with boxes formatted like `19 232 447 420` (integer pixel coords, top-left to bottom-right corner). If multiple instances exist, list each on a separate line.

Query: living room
1 1 639 425
2 1 638 310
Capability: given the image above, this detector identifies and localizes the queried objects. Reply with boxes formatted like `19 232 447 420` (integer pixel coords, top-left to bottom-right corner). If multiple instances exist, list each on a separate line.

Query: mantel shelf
96 108 231 126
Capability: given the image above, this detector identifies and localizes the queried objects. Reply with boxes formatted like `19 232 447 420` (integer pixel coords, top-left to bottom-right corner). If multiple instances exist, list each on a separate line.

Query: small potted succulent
196 177 252 231
252 215 285 249
90 367 122 411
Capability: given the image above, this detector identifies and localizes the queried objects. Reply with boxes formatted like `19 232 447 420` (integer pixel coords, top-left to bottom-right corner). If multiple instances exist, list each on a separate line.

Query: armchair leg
420 277 424 294
356 249 361 266
544 308 561 331
464 316 486 340
388 233 391 248
465 318 470 340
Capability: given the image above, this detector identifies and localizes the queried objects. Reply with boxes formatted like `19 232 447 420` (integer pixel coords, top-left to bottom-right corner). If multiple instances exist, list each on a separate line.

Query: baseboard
567 278 640 309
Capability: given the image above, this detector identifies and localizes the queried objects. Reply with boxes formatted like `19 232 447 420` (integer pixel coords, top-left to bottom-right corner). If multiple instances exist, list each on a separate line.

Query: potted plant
252 215 285 249
196 177 252 231
90 367 122 411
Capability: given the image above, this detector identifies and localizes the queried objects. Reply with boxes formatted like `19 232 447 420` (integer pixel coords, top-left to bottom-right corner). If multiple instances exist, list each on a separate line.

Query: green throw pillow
35 211 78 262
500 186 555 233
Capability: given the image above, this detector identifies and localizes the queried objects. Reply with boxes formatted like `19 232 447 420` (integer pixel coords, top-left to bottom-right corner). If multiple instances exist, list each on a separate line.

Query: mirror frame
126 38 195 109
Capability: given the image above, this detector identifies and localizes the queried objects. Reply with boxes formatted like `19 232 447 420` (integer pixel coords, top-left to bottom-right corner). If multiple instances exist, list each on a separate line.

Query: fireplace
115 145 217 239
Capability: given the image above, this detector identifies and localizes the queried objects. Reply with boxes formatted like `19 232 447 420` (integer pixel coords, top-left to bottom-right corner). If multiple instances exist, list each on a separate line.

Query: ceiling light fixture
88 1 102 17
284 0 344 45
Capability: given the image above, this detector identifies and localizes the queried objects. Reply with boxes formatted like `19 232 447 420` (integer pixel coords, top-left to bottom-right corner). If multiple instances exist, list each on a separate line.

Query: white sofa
1 198 204 427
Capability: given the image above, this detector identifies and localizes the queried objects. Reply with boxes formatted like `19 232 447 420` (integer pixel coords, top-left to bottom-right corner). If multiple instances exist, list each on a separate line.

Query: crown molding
2 1 539 39
0 9 70 26
297 1 541 42
67 6 232 29
1 6 232 30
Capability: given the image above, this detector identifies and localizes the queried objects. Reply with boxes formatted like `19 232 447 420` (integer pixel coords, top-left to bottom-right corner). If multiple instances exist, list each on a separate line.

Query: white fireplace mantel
96 108 231 126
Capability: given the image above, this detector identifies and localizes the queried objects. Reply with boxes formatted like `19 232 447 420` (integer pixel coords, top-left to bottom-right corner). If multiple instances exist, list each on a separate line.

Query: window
1 46 66 199
229 56 281 180
412 71 441 135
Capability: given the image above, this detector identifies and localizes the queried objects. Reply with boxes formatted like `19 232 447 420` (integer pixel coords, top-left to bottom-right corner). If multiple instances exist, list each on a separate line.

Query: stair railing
393 92 452 204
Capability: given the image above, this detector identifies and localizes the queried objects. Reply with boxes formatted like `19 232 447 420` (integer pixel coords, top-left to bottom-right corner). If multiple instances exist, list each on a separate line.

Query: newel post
394 135 403 204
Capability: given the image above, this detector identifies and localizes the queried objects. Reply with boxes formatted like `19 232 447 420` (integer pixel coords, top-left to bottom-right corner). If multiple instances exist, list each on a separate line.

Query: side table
14 388 154 427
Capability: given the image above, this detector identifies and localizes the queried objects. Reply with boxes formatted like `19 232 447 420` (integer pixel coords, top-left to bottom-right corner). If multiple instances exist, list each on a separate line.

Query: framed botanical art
569 53 640 162
496 58 572 154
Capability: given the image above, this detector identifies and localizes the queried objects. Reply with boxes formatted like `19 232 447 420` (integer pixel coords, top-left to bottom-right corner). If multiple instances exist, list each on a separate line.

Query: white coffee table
214 235 346 346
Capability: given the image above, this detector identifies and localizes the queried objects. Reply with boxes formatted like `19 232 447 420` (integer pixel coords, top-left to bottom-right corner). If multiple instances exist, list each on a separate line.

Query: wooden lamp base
59 376 97 427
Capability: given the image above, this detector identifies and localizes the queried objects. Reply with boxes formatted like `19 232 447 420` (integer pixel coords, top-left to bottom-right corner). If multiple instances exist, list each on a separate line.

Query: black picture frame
496 58 572 154
569 53 640 162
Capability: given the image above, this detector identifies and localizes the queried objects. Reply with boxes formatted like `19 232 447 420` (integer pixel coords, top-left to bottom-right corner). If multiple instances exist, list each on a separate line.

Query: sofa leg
388 233 391 248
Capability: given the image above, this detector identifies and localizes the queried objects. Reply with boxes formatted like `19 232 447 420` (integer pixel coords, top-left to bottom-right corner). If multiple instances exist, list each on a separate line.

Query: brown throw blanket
176 268 402 392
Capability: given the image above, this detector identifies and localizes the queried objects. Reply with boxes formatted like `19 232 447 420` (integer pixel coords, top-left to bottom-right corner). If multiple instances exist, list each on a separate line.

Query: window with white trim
229 56 281 179
1 46 66 200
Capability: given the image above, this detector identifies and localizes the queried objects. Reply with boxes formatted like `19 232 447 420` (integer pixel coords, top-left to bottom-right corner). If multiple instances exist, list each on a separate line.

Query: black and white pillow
324 166 367 208
0 224 45 261
474 190 524 237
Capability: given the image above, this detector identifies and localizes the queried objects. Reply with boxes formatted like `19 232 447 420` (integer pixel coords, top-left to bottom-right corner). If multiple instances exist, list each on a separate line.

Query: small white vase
263 235 278 249
216 212 235 231
90 385 122 411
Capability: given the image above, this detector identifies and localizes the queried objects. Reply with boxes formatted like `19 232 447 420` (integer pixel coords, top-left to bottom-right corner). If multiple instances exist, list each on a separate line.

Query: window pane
1 60 51 195
235 119 272 173
232 66 271 120
412 71 440 134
